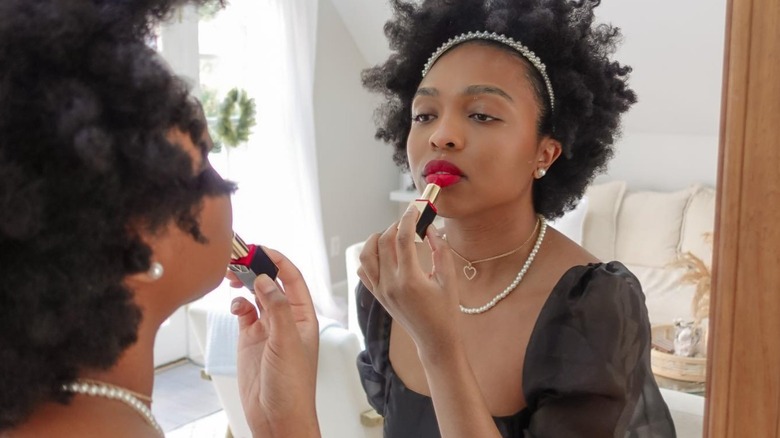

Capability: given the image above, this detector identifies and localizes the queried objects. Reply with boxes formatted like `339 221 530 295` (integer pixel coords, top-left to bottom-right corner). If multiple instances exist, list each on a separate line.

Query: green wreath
214 88 256 150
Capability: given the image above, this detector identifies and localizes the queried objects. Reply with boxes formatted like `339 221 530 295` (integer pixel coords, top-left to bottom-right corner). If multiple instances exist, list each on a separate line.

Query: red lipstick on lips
423 160 463 188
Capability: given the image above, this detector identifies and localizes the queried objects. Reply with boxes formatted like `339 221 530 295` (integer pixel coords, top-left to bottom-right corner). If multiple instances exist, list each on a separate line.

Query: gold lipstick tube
410 183 441 242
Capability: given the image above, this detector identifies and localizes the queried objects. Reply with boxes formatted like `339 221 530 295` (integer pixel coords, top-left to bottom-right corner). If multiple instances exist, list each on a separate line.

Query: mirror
158 0 779 436
320 1 726 436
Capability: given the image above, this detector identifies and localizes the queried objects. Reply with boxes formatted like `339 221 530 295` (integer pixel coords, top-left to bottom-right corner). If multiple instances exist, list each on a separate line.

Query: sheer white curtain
203 0 338 317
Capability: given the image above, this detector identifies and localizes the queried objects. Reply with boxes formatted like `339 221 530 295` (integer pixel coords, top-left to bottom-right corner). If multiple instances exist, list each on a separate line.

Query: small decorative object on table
673 319 703 358
650 233 712 393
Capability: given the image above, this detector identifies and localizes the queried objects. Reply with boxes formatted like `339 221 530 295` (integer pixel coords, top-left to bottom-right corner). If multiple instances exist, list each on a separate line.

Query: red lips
423 160 463 187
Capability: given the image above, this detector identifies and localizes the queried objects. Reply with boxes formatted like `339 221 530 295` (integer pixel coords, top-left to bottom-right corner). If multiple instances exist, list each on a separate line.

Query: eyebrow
464 85 513 102
413 85 513 102
415 87 438 97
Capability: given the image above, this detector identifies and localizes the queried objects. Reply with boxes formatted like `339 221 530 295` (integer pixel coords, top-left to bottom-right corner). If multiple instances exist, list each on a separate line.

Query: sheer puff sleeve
355 281 390 414
522 262 676 437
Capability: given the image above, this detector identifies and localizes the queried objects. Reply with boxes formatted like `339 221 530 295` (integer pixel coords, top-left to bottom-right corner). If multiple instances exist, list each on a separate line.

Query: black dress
356 262 677 437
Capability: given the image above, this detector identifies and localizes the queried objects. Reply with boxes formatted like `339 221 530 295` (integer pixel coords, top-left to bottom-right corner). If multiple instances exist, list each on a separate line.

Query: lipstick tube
228 233 280 290
410 183 441 242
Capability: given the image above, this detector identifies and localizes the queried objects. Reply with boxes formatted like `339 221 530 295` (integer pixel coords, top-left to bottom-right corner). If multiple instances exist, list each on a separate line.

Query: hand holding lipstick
227 247 321 438
357 204 461 355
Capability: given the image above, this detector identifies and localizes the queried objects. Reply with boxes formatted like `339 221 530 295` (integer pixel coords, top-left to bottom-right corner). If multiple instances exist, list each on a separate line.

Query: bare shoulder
537 226 599 278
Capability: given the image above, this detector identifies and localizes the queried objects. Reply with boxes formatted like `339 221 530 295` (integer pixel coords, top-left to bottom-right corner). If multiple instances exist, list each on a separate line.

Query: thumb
231 297 258 331
253 274 296 337
426 225 456 285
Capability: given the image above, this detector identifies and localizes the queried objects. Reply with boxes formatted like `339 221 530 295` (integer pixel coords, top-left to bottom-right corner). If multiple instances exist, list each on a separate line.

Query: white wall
594 0 727 190
313 0 399 292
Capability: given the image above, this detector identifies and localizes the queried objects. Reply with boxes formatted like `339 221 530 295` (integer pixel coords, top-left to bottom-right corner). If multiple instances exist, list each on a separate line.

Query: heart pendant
463 265 477 280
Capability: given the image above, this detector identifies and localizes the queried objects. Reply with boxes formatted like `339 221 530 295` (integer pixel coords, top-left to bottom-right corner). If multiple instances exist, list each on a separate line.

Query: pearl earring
148 262 164 280
535 168 547 179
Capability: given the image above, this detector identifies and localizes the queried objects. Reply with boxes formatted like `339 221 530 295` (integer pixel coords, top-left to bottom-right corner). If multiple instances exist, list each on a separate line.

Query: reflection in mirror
314 1 728 438
319 1 726 438
153 0 730 437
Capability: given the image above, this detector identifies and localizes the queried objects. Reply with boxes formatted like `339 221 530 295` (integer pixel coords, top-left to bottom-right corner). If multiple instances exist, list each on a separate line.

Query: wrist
416 332 466 368
266 404 320 438
248 402 319 438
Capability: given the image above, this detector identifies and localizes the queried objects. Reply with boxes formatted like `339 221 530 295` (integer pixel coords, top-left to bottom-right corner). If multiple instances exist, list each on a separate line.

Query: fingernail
230 299 241 313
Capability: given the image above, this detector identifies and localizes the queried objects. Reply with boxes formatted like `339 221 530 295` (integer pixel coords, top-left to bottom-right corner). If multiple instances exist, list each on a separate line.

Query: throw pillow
582 180 627 260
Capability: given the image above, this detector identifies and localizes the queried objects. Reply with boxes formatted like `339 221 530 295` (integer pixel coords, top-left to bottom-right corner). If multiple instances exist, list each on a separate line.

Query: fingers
252 274 297 337
395 205 422 273
356 266 374 293
259 247 315 320
426 225 456 284
358 233 381 290
225 270 244 288
231 296 259 330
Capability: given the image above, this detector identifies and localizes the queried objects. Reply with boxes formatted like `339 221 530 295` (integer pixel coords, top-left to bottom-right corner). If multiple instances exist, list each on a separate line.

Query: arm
419 338 503 438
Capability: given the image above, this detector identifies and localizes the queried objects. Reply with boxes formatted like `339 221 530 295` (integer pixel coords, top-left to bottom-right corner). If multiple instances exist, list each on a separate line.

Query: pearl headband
421 31 555 112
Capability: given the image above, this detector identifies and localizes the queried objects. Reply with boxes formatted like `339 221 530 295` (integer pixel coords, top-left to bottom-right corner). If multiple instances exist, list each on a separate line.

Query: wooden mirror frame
706 0 780 435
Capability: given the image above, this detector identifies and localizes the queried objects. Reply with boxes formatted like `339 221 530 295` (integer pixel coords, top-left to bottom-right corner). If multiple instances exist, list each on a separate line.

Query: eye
412 113 436 123
470 113 497 122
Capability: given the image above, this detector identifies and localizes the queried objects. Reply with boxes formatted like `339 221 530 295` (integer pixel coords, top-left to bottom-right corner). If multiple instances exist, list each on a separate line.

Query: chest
388 286 550 417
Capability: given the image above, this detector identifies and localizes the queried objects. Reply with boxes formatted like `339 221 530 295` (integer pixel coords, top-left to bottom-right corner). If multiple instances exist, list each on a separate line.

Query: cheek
406 128 428 171
190 195 233 290
203 195 233 262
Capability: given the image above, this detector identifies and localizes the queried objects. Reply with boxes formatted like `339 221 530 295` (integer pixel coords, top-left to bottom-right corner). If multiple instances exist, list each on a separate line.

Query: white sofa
581 180 716 326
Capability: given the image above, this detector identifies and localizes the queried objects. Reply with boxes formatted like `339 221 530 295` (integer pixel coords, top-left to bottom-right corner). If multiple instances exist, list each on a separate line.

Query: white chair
345 241 366 345
187 297 382 438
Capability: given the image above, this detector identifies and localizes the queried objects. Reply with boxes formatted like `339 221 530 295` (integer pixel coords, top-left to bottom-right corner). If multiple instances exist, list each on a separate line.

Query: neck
79 301 170 408
443 203 539 265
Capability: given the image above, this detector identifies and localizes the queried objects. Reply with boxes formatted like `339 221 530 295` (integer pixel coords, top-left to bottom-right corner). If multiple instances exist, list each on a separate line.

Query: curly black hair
363 0 637 218
0 0 233 429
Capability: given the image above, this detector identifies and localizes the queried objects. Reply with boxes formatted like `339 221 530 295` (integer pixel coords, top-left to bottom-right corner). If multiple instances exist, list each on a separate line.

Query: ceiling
328 0 393 66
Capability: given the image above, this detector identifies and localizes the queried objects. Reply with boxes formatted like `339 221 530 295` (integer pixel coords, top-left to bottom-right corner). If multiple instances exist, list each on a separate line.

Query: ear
124 227 176 287
537 136 562 169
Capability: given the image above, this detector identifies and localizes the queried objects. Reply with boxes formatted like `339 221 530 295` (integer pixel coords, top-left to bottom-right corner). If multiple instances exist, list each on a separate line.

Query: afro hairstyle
0 0 233 429
362 0 637 218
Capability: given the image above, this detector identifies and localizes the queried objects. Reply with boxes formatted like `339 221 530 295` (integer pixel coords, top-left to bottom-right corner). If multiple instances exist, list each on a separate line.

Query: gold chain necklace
445 218 540 280
460 219 547 314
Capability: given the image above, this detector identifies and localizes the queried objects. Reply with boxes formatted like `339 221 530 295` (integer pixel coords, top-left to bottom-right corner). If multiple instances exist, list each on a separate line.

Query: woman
0 0 319 436
356 0 676 436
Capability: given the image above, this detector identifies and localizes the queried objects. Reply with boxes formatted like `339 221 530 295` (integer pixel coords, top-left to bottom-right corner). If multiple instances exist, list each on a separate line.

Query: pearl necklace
62 379 164 437
459 218 547 315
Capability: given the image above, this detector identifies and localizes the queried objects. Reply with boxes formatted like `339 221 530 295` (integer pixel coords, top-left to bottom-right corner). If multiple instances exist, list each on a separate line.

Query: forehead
418 41 537 99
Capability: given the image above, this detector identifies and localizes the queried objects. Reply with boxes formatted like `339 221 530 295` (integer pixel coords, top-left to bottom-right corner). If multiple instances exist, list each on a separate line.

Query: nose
429 114 464 150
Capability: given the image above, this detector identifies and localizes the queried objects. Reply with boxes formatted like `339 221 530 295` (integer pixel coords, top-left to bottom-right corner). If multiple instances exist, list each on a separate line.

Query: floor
152 360 230 437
